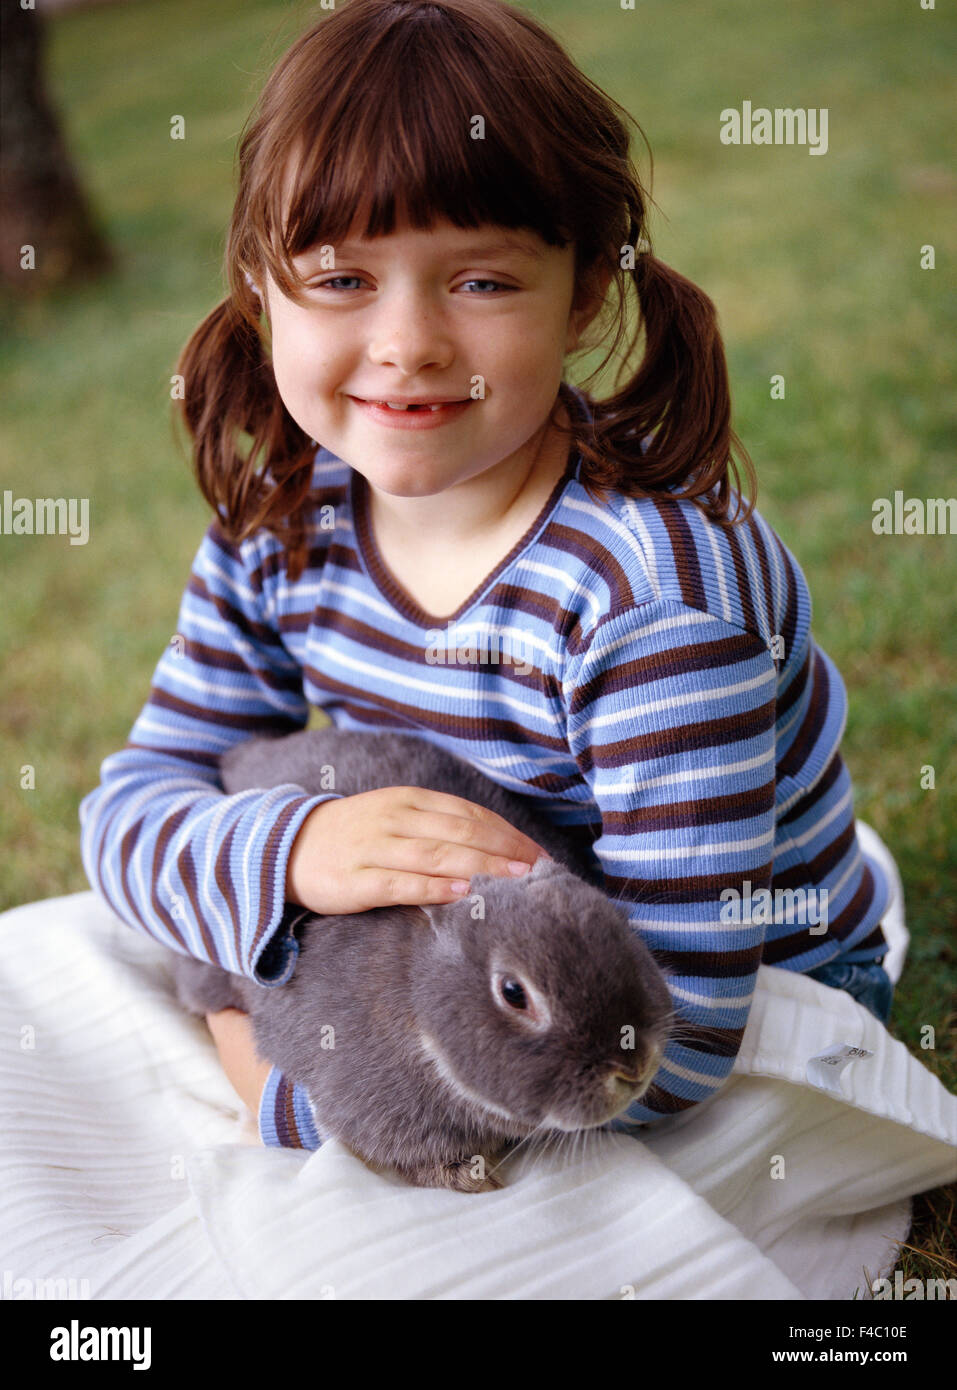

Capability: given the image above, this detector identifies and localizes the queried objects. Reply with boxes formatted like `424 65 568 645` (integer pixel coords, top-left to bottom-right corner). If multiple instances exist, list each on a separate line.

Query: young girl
79 0 893 1151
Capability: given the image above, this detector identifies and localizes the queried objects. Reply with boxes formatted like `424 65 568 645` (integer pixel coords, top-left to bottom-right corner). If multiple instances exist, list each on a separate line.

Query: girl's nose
367 294 455 376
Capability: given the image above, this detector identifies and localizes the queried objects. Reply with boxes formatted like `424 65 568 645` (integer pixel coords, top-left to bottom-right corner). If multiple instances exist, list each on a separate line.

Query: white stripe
154 663 298 713
703 522 734 625
755 510 785 642
668 982 755 1010
737 524 773 648
575 607 714 673
790 782 852 847
599 826 776 861
776 700 804 752
628 914 762 936
576 666 776 738
311 640 551 719
197 793 246 971
594 746 775 796
563 494 661 599
184 603 296 656
322 577 404 624
111 787 213 953
130 715 236 749
513 558 604 624
658 1058 729 1087
202 555 260 610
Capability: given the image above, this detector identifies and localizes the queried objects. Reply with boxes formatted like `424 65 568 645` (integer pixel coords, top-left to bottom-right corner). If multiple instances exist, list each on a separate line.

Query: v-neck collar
350 387 588 629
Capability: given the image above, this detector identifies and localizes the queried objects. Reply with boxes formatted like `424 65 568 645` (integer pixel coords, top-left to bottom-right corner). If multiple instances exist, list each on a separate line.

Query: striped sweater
79 386 890 1149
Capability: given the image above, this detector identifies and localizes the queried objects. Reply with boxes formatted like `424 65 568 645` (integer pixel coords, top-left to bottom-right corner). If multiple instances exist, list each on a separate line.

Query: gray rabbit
173 728 673 1193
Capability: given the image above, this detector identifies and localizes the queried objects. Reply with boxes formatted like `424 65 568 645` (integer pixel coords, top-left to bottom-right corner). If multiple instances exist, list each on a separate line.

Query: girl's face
263 218 592 499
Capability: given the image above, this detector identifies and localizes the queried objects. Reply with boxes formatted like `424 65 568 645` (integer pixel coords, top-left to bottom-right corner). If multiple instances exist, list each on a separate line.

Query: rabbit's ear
417 900 465 940
526 855 563 880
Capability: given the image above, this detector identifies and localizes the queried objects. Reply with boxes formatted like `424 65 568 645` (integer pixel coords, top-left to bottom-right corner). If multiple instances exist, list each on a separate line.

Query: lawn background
1 0 954 1284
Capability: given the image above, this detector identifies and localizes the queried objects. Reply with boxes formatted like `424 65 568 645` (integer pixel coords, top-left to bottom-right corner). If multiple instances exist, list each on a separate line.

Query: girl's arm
79 515 339 982
565 596 778 1123
79 515 337 1148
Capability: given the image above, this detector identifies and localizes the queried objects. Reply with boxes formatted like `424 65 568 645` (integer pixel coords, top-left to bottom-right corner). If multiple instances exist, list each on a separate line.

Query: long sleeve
78 517 342 988
564 597 778 1124
258 1067 322 1149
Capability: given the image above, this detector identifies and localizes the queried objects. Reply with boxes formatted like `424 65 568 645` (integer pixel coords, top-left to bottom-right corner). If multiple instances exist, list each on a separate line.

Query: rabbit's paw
403 1157 504 1193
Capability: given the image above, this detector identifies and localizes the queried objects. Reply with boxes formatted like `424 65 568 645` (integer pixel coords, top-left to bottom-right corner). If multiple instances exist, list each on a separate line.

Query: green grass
1 0 954 1290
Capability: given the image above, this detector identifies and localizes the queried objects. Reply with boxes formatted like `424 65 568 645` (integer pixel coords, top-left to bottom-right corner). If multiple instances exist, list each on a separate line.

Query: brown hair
176 0 756 583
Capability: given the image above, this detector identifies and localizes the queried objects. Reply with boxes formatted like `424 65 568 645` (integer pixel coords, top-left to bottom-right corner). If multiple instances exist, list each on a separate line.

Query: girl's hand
285 785 551 916
205 1008 272 1124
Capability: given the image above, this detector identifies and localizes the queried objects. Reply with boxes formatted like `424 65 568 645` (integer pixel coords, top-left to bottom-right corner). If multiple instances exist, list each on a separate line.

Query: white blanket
1 821 954 1301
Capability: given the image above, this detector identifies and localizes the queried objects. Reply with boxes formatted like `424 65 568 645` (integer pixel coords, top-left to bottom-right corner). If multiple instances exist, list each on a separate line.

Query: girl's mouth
351 397 473 429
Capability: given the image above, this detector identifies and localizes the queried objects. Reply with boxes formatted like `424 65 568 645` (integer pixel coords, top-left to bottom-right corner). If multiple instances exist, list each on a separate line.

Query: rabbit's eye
500 978 528 1010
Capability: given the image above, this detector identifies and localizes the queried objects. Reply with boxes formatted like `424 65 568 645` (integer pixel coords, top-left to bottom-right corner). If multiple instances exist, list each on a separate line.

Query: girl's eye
309 276 364 291
458 279 512 294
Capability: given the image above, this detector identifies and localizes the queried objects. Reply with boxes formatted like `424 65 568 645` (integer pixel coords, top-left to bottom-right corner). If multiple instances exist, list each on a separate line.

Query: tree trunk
0 0 112 293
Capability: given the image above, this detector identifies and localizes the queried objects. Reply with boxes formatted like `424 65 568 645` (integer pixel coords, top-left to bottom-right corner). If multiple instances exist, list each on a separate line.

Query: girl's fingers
364 868 479 908
374 831 541 887
386 797 547 870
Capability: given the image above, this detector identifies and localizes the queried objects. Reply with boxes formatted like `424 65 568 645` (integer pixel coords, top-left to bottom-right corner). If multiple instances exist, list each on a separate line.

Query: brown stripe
298 599 563 679
117 816 153 940
177 842 212 962
602 780 775 834
125 738 220 772
188 573 290 653
724 522 760 635
605 859 774 903
546 522 638 612
652 943 765 977
667 1022 746 1057
214 817 245 967
653 498 706 609
140 688 302 738
778 749 845 825
571 629 767 717
145 802 194 953
247 794 318 960
178 636 304 694
761 858 878 963
284 1075 301 1146
855 924 889 954
777 647 830 778
776 646 810 722
772 820 857 890
574 698 777 775
299 672 573 751
769 530 801 669
745 513 778 654
638 1083 699 1114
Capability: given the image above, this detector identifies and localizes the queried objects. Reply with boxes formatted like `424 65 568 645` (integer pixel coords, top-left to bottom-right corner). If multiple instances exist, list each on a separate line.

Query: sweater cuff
250 790 341 986
258 1066 321 1149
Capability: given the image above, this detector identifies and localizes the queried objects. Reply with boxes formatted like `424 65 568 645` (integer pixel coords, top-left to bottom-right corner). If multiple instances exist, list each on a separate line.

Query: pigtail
174 278 316 583
576 229 757 527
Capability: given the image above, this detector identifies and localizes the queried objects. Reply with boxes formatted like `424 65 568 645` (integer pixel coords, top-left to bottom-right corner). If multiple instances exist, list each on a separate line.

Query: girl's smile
347 396 474 429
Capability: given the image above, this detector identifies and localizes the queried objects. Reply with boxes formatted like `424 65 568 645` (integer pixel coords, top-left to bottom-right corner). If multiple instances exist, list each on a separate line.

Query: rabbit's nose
612 1062 645 1084
611 1038 661 1084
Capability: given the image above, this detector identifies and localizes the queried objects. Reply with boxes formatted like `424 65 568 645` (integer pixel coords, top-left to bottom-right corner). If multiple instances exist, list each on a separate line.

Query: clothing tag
806 1042 874 1094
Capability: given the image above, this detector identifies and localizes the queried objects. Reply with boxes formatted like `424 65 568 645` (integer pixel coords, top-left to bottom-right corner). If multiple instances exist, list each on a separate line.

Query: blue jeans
805 956 894 1024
